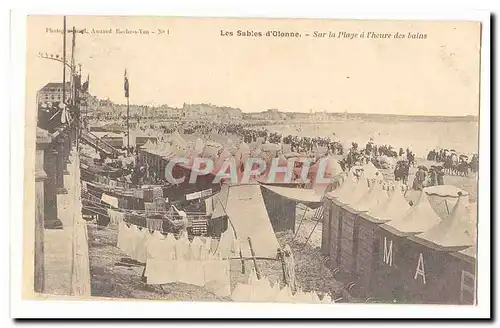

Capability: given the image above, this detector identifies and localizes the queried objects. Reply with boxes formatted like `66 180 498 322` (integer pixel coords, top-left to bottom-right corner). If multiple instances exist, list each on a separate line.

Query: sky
26 16 481 116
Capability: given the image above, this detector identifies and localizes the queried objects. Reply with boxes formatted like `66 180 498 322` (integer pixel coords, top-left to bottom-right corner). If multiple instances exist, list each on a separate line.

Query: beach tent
142 139 155 150
213 149 233 176
423 185 469 220
382 190 442 237
351 181 390 213
282 144 292 154
362 161 381 180
363 182 411 224
347 182 390 296
102 122 125 133
363 184 412 301
308 156 344 185
211 183 280 258
398 194 477 304
194 138 205 156
202 142 222 161
336 178 370 274
260 184 324 206
412 194 476 250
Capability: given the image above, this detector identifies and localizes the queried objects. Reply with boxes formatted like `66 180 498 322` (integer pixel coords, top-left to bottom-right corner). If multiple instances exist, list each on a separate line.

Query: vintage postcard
14 11 490 318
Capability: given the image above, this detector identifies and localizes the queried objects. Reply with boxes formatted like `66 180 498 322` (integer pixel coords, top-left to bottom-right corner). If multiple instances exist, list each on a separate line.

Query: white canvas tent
416 194 476 249
211 183 280 258
383 190 441 236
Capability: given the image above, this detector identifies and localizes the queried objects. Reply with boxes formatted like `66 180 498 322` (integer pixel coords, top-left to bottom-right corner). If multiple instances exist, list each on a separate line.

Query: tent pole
247 237 261 280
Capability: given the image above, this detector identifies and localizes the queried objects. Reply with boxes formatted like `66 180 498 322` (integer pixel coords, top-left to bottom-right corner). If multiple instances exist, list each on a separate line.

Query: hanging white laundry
136 228 150 263
189 237 203 261
217 227 236 259
120 223 135 257
252 277 273 302
145 234 177 284
107 209 124 226
276 285 293 303
101 193 118 208
310 291 322 304
146 218 163 232
293 288 307 303
205 197 213 216
175 233 190 284
321 294 333 304
200 237 212 260
247 268 259 285
270 281 281 301
231 283 253 302
127 225 139 259
145 231 159 259
184 237 205 286
117 221 127 251
153 230 165 240
204 258 231 297
130 227 148 263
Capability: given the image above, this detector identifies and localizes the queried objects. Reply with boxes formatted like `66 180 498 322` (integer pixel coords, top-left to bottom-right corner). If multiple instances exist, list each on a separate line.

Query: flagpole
127 96 130 151
62 16 66 105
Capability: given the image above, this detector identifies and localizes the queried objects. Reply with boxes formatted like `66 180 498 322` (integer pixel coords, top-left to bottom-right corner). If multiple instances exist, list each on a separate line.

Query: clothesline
82 197 206 217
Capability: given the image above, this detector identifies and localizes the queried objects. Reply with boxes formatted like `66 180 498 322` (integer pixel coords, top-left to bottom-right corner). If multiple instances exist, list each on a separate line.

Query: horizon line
92 97 479 119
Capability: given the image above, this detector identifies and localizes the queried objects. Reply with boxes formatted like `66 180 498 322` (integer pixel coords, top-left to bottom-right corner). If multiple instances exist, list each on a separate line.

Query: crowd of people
93 119 478 192
427 149 478 176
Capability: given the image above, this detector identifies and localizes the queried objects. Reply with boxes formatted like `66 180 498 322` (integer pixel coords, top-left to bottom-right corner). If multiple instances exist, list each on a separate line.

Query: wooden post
35 128 51 293
64 132 72 165
247 237 261 280
44 146 63 229
55 137 68 194
277 248 288 286
282 244 297 292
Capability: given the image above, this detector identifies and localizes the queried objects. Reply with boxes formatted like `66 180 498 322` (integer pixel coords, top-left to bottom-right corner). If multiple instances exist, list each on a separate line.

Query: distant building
182 103 243 120
246 109 285 121
37 82 71 105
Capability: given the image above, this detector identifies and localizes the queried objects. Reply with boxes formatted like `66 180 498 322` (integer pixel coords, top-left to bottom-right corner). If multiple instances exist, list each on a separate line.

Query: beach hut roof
239 142 251 154
362 161 380 180
352 181 390 212
202 143 221 160
325 173 354 200
260 143 281 152
423 185 470 220
417 194 476 249
159 144 176 159
261 184 323 209
193 138 205 156
458 244 477 259
384 190 442 236
142 139 154 150
424 185 469 197
341 178 369 205
309 156 344 179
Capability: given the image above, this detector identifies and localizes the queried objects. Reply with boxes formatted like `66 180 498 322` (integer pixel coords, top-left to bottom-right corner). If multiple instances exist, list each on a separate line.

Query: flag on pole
124 69 129 98
82 74 89 92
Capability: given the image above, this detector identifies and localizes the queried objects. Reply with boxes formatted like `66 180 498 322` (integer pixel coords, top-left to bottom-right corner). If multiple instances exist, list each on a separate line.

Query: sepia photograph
12 9 491 319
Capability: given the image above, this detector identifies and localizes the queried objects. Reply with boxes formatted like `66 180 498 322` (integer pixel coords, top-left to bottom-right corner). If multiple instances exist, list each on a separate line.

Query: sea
263 119 479 158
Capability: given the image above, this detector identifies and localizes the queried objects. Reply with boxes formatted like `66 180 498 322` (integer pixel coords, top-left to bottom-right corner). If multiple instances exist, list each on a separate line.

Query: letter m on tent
383 237 393 266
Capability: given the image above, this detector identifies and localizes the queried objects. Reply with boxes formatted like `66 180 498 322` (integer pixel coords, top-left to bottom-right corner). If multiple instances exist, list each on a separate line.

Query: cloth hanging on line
146 218 163 232
191 217 208 236
102 193 118 208
144 235 231 296
216 226 239 259
117 221 132 256
108 209 124 226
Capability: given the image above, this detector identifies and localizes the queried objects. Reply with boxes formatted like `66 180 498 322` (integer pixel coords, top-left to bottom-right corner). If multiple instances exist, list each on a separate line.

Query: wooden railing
80 129 121 157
